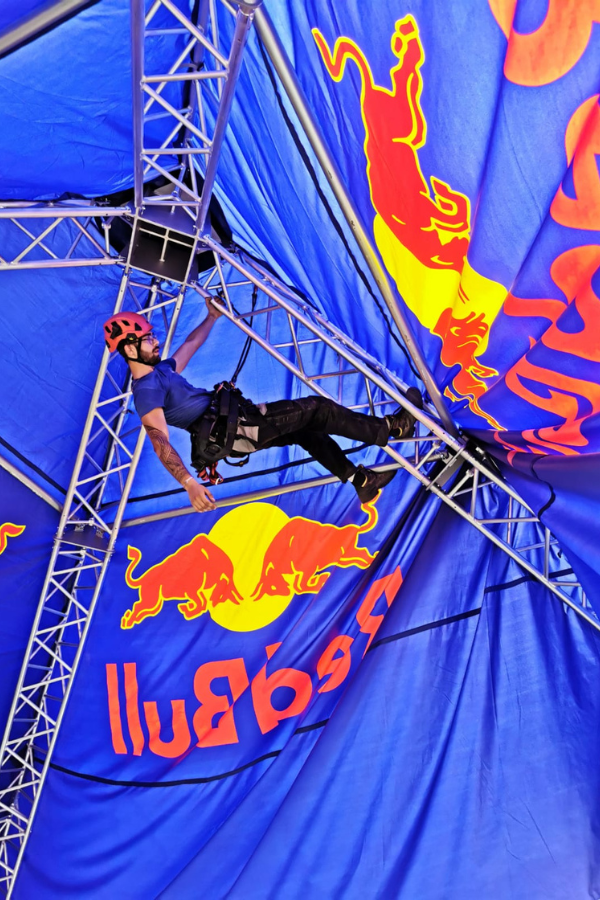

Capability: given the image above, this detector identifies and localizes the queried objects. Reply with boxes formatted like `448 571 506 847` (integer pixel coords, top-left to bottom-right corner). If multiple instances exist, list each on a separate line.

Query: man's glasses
140 332 158 344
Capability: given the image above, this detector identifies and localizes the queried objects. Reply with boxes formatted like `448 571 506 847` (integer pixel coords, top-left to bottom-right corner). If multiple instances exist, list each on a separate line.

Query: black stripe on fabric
367 607 482 653
532 455 556 518
44 751 282 788
0 435 66 495
254 34 421 382
294 719 329 734
41 720 330 788
484 567 574 595
120 444 371 507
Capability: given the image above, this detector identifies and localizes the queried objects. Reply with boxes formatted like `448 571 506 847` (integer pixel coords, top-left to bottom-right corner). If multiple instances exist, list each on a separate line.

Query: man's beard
140 346 161 366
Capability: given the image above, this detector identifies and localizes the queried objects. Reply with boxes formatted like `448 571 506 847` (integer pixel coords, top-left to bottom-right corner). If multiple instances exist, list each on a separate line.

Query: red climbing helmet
103 312 153 354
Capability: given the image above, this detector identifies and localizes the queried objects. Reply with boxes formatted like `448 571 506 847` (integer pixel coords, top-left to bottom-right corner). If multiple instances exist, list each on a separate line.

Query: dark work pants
245 396 390 482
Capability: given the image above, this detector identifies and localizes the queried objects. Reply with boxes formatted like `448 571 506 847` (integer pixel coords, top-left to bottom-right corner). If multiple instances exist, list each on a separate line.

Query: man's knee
296 395 337 422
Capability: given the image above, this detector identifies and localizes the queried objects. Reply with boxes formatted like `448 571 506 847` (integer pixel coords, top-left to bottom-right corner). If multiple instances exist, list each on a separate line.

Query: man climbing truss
103 303 421 512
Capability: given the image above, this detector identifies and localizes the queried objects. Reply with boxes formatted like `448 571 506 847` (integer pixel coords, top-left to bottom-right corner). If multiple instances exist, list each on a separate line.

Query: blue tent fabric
14 491 600 899
1 0 600 897
14 478 435 897
0 468 59 732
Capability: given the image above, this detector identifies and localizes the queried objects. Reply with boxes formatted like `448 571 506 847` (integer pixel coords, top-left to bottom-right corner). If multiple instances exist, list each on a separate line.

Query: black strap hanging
230 285 258 385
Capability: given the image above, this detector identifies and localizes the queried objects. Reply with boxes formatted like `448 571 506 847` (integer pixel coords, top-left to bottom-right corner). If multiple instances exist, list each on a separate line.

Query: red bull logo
313 16 507 427
314 12 600 454
0 523 25 556
251 501 378 601
107 564 403 758
121 500 379 632
122 535 243 628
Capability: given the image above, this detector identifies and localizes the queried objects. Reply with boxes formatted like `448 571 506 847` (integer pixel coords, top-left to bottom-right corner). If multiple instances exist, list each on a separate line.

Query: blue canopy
1 1 600 896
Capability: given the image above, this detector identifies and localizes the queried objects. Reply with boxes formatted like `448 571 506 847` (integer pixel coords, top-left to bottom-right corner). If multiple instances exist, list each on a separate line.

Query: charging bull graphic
313 16 507 426
251 500 378 600
121 501 381 632
0 523 25 555
121 535 243 629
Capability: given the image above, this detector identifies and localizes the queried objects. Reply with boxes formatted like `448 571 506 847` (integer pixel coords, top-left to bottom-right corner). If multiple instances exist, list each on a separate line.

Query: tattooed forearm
144 426 190 485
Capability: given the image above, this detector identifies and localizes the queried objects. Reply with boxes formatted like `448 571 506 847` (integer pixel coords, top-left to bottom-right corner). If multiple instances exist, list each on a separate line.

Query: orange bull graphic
121 501 382 632
121 535 243 629
313 16 469 273
251 500 378 600
313 17 508 426
0 523 25 555
489 0 600 87
551 94 600 232
497 244 600 458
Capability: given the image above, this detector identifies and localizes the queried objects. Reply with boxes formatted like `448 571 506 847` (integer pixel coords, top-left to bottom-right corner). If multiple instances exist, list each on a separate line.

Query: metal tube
122 461 403 527
131 0 145 209
0 0 100 59
253 8 456 436
0 207 129 218
0 455 62 512
196 4 258 232
0 258 119 270
160 0 229 67
142 71 226 83
142 84 211 144
70 217 110 257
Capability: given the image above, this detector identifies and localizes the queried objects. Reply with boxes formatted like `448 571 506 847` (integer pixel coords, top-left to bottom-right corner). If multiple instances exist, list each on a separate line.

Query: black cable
0 435 66 495
114 441 374 508
231 285 258 384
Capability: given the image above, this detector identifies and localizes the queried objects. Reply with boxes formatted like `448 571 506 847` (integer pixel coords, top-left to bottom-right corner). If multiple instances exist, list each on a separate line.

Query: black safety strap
190 382 246 481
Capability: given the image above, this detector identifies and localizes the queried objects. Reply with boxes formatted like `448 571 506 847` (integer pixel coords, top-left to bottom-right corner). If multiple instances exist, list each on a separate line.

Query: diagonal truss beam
0 3 596 896
189 239 596 631
253 6 456 435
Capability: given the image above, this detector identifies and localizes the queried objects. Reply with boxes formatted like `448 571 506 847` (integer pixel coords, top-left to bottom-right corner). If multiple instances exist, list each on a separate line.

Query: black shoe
353 465 397 503
388 387 423 439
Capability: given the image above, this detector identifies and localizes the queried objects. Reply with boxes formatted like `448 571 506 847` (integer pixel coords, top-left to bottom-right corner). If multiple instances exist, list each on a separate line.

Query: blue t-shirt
131 358 212 429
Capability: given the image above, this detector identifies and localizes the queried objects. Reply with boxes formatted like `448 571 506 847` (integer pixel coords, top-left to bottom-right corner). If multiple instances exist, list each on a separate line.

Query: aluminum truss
0 273 185 893
0 3 261 893
0 0 597 894
132 0 259 228
188 239 597 631
0 205 128 270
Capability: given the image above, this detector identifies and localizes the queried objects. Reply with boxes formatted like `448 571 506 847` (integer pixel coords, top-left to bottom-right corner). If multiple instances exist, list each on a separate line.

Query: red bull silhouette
0 523 25 556
121 535 243 629
251 501 378 601
313 16 470 272
313 17 508 428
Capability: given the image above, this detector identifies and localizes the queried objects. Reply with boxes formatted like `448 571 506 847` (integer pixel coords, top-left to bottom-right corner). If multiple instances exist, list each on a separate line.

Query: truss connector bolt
430 447 464 489
233 0 264 13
